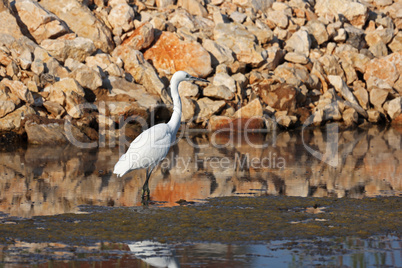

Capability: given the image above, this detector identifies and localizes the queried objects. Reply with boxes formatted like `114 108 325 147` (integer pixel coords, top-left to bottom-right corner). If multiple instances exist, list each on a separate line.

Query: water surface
0 125 400 217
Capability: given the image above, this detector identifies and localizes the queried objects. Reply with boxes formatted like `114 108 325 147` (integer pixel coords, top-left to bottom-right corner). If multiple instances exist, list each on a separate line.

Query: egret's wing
128 124 171 151
113 124 172 177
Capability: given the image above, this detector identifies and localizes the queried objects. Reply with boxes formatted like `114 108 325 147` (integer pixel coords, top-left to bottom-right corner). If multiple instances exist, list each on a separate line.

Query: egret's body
113 71 208 200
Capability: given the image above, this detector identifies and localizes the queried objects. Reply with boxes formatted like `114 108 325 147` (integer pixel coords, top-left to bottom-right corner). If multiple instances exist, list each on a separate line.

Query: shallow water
1 236 400 267
0 125 400 217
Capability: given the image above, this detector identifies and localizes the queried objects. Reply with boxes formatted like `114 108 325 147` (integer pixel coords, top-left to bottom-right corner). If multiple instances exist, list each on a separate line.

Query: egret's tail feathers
113 154 131 177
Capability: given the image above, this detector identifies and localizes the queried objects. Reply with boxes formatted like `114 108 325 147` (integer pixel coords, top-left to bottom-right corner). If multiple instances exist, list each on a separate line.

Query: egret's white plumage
113 71 208 199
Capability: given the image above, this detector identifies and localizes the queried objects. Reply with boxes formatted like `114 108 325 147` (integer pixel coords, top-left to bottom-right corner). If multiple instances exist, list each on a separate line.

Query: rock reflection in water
0 125 400 217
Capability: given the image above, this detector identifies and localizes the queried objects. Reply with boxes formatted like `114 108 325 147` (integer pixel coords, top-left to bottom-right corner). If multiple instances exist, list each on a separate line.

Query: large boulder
144 31 212 78
315 0 368 29
364 52 402 90
12 0 69 43
40 0 114 53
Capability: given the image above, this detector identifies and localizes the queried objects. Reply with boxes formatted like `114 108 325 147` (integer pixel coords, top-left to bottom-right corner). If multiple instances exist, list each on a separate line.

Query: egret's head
172 71 209 83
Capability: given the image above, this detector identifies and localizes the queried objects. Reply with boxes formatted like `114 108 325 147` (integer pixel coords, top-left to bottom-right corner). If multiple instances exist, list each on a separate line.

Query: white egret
113 71 208 200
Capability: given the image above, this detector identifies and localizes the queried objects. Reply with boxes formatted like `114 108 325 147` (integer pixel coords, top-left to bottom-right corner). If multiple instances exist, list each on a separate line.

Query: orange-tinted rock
364 52 402 87
144 31 212 78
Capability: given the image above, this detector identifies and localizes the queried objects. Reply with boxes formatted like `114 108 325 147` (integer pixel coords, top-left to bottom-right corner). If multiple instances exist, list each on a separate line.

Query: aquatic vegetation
0 196 400 245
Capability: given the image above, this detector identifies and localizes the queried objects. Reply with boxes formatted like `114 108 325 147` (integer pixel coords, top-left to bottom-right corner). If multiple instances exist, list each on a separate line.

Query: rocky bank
0 0 401 145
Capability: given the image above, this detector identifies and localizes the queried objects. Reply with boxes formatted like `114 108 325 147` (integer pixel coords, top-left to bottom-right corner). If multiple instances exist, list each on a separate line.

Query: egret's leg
142 166 154 200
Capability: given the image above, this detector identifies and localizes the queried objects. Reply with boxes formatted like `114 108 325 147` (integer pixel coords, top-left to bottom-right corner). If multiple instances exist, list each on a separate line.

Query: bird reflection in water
127 241 180 268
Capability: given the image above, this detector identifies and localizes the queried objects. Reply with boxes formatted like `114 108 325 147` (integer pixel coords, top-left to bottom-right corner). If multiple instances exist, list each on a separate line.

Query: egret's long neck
167 79 182 136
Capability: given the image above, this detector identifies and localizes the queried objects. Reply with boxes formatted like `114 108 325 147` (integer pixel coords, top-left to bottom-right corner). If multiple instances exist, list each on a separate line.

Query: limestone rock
85 53 123 77
276 114 298 128
344 25 366 50
33 47 69 79
214 23 267 67
364 52 402 89
385 97 402 120
0 8 24 40
0 106 36 132
370 86 390 109
342 108 358 126
203 85 235 100
48 77 85 97
284 30 311 57
40 0 114 53
41 37 96 63
181 97 196 123
315 0 368 29
177 0 207 17
266 10 289 29
105 76 160 110
368 109 381 123
108 2 135 32
202 39 234 67
336 50 371 73
230 11 247 24
265 47 285 71
354 86 369 110
65 58 102 90
233 98 263 118
305 20 329 46
259 82 297 113
169 9 196 32
212 72 236 93
156 0 175 7
318 55 345 79
327 76 359 106
195 97 225 123
112 48 168 103
43 101 65 117
247 24 274 45
121 22 154 51
12 0 69 43
1 79 34 104
0 100 15 118
284 52 309 64
389 31 402 53
328 75 367 117
144 31 212 78
178 81 199 98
